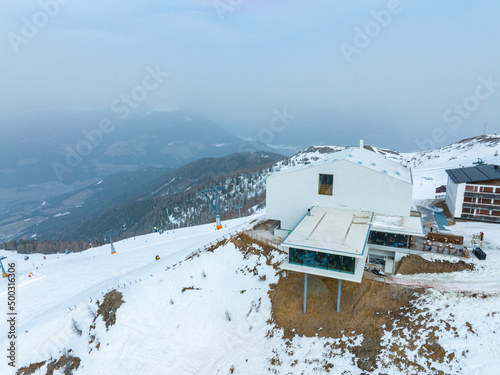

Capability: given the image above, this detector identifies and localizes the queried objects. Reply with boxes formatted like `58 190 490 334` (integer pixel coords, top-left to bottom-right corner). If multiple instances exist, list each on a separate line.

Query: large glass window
289 248 355 274
318 174 333 195
368 231 411 249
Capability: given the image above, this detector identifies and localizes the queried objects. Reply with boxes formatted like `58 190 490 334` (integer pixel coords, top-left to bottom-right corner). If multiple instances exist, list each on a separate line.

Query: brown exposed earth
268 272 427 371
96 289 125 329
397 254 474 275
16 351 81 375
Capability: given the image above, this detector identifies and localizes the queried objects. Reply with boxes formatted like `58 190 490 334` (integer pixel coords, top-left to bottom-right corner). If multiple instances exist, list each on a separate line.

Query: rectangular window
289 248 355 274
318 174 333 195
367 231 411 249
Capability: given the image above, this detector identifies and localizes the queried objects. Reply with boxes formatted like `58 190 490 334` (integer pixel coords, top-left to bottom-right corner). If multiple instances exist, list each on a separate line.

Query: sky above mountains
1 0 500 151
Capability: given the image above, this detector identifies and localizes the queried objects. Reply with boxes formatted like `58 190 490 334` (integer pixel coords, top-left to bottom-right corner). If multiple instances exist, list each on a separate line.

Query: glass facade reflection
289 247 355 274
368 231 411 249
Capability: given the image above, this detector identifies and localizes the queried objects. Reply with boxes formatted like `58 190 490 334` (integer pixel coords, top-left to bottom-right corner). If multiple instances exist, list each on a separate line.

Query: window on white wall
318 174 333 195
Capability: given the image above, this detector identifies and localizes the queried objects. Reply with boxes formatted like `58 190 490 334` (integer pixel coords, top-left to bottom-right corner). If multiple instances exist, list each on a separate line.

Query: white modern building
266 143 424 286
445 164 500 223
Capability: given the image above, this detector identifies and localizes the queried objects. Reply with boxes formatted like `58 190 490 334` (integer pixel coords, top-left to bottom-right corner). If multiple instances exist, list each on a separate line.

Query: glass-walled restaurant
368 230 412 249
289 247 356 274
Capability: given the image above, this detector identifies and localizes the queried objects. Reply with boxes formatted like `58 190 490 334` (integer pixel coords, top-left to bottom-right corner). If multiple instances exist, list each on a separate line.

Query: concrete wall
267 160 413 230
445 177 465 218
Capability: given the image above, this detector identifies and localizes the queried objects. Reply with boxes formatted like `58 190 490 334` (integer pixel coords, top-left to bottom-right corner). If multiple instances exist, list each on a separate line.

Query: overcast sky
1 0 500 151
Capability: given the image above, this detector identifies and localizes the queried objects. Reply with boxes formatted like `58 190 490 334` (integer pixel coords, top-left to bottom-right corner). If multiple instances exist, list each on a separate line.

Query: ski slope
1 137 500 374
1 212 500 374
0 215 277 374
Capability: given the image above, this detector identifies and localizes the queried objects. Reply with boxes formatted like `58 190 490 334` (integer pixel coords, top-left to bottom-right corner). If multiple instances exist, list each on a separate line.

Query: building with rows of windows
266 142 424 283
445 164 500 223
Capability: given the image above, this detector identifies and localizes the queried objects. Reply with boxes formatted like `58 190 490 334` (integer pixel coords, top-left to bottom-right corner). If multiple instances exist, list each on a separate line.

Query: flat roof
370 214 424 236
282 206 372 257
446 164 500 184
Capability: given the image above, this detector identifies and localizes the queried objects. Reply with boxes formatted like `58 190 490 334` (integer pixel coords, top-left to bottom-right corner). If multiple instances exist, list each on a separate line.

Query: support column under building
337 279 341 313
303 273 308 314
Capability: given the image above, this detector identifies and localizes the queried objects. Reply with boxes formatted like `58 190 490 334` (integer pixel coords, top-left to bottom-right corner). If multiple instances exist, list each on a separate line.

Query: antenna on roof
483 123 487 136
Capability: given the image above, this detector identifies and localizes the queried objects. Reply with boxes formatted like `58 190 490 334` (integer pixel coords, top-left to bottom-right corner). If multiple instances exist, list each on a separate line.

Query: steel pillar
337 279 342 313
303 273 308 314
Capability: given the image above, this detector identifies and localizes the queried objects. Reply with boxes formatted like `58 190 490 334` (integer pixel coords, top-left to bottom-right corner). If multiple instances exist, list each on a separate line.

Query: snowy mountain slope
403 135 500 200
140 135 500 239
14 134 497 245
0 215 265 374
1 212 500 374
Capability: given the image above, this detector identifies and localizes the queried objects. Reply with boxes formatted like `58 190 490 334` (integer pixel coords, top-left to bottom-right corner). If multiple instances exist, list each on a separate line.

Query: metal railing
184 230 241 259
243 231 286 252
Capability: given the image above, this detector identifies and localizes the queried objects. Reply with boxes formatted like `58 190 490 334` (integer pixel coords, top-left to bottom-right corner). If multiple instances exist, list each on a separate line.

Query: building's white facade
267 147 413 235
445 165 500 223
267 145 423 282
445 176 466 218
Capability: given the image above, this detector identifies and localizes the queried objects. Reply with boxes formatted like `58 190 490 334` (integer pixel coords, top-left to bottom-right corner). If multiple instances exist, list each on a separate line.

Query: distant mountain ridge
0 108 276 188
2 135 499 243
1 151 283 242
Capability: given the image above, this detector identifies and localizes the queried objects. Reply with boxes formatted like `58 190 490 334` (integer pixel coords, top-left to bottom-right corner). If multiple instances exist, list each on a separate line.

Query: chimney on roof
359 139 364 149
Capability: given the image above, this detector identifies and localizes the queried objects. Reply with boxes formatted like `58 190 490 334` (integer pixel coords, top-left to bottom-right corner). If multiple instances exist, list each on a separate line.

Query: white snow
1 137 500 374
53 211 70 218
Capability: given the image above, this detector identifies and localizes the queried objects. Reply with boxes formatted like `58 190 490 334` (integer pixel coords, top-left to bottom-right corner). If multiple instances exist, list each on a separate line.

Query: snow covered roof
282 206 372 257
272 146 412 183
446 164 500 184
371 214 424 236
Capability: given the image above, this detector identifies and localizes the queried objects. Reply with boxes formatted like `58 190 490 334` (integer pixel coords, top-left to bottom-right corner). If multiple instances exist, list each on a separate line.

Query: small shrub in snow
225 310 231 322
71 319 82 336
87 306 97 319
